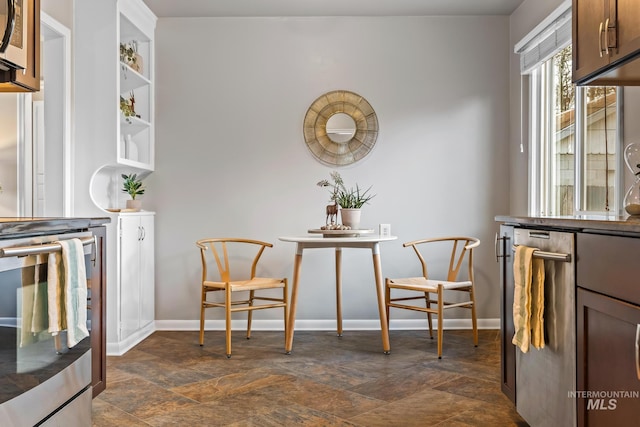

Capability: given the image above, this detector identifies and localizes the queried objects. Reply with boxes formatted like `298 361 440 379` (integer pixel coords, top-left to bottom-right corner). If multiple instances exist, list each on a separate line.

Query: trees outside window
532 45 621 216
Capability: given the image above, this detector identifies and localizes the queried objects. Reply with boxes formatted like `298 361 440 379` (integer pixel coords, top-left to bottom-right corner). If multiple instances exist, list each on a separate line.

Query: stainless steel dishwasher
513 228 576 427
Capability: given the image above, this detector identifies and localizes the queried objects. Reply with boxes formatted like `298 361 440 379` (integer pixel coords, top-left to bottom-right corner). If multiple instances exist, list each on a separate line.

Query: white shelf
120 62 151 92
117 0 155 173
120 115 151 132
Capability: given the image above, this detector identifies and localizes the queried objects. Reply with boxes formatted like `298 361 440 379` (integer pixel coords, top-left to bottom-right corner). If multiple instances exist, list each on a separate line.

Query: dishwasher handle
512 245 572 262
495 232 510 262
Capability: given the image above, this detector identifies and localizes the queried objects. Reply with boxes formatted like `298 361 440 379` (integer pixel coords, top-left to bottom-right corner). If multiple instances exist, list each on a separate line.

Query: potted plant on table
122 173 145 211
317 171 375 230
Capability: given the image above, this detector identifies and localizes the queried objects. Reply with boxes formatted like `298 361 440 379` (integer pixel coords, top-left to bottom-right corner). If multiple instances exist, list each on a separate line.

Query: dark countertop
495 215 640 237
495 214 640 235
0 217 111 239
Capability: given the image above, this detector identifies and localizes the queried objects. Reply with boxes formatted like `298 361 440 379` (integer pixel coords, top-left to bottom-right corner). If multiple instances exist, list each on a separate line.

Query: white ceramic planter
340 208 361 230
126 199 142 211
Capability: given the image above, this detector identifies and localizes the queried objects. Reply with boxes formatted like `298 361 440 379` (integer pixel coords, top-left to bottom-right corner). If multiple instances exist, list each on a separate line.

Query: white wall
145 16 511 327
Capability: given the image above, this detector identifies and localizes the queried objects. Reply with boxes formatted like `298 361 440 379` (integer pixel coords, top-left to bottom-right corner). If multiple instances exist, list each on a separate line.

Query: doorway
18 13 71 217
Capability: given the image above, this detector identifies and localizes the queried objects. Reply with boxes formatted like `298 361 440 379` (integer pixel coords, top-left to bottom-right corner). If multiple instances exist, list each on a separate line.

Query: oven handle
0 235 96 258
511 245 571 262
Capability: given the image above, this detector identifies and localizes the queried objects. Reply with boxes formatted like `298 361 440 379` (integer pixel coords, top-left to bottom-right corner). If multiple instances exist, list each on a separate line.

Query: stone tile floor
92 329 528 426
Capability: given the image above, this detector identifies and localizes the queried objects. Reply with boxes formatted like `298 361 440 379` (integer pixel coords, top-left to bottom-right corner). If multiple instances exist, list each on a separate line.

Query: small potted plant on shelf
317 171 375 230
120 41 142 73
122 173 145 211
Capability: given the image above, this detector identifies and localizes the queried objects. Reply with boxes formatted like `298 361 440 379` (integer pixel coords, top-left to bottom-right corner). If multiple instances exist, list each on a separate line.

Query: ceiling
141 0 526 18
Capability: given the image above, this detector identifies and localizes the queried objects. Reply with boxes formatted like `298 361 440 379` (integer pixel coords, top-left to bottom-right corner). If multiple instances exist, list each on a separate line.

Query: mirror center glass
326 113 356 143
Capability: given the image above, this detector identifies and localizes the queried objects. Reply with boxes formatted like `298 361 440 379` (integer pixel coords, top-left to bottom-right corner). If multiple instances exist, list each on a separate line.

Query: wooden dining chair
196 238 288 358
385 236 480 358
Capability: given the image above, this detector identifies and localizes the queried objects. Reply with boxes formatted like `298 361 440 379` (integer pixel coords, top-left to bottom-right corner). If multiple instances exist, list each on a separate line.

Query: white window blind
515 1 572 74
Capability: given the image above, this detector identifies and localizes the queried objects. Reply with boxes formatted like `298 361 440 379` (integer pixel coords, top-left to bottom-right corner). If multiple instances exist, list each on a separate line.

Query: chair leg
384 280 391 329
225 286 232 358
283 279 289 353
425 292 433 339
437 285 444 359
247 290 255 340
470 287 478 347
199 289 206 346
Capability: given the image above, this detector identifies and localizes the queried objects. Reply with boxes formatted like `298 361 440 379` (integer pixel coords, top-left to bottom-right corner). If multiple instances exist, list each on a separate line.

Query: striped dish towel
48 238 89 348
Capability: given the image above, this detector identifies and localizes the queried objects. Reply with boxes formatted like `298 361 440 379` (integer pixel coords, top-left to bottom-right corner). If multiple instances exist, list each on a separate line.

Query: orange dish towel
512 245 545 353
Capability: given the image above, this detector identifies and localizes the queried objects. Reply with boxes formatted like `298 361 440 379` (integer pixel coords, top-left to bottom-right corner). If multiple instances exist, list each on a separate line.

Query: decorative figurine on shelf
120 91 140 124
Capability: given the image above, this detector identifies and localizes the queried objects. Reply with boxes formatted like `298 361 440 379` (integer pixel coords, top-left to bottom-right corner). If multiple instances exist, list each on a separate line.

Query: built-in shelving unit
88 0 155 213
118 10 154 170
77 0 157 357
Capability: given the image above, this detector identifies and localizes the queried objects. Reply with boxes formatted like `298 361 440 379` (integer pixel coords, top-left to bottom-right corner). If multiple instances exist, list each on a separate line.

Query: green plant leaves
121 173 145 200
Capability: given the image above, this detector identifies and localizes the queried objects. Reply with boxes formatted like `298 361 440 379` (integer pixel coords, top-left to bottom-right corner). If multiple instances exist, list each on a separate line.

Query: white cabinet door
119 215 141 340
119 213 154 341
139 214 154 329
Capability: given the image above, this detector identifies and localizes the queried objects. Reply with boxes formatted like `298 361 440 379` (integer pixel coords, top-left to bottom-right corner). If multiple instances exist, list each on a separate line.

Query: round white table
279 234 398 354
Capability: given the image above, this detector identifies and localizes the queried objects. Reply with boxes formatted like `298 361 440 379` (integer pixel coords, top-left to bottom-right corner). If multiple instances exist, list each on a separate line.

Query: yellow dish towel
512 245 545 353
48 239 89 348
20 267 48 347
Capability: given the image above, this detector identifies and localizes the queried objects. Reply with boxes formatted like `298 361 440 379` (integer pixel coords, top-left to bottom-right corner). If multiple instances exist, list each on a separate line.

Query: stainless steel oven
0 230 94 426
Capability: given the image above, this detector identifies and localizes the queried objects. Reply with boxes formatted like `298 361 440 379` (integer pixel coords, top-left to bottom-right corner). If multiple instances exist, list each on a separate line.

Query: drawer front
577 233 640 305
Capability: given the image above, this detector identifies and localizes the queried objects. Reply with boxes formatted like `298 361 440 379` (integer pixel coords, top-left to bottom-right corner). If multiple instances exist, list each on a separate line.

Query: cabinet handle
91 235 97 267
636 324 640 380
604 18 610 55
141 226 146 241
599 21 605 58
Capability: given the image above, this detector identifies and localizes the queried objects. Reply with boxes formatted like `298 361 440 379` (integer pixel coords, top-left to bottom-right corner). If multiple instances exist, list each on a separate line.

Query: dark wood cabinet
89 226 107 397
576 288 640 426
498 225 516 404
0 0 40 92
576 232 640 426
573 0 640 85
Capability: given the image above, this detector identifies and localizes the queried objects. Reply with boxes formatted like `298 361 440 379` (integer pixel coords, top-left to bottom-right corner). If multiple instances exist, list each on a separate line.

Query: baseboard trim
154 318 500 331
106 322 156 356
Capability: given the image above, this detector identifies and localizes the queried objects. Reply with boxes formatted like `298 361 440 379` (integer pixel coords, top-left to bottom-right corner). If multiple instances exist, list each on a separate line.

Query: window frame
528 49 624 217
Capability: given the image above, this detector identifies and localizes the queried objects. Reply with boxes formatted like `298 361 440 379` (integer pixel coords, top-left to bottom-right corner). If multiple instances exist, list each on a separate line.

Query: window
529 46 622 216
517 3 623 217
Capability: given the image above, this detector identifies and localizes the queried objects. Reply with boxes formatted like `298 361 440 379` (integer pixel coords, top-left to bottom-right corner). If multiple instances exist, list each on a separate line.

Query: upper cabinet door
573 0 610 83
573 0 640 85
611 0 640 63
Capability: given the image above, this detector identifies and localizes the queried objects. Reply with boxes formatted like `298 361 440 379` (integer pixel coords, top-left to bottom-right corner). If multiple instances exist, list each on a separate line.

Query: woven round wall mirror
303 90 378 166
